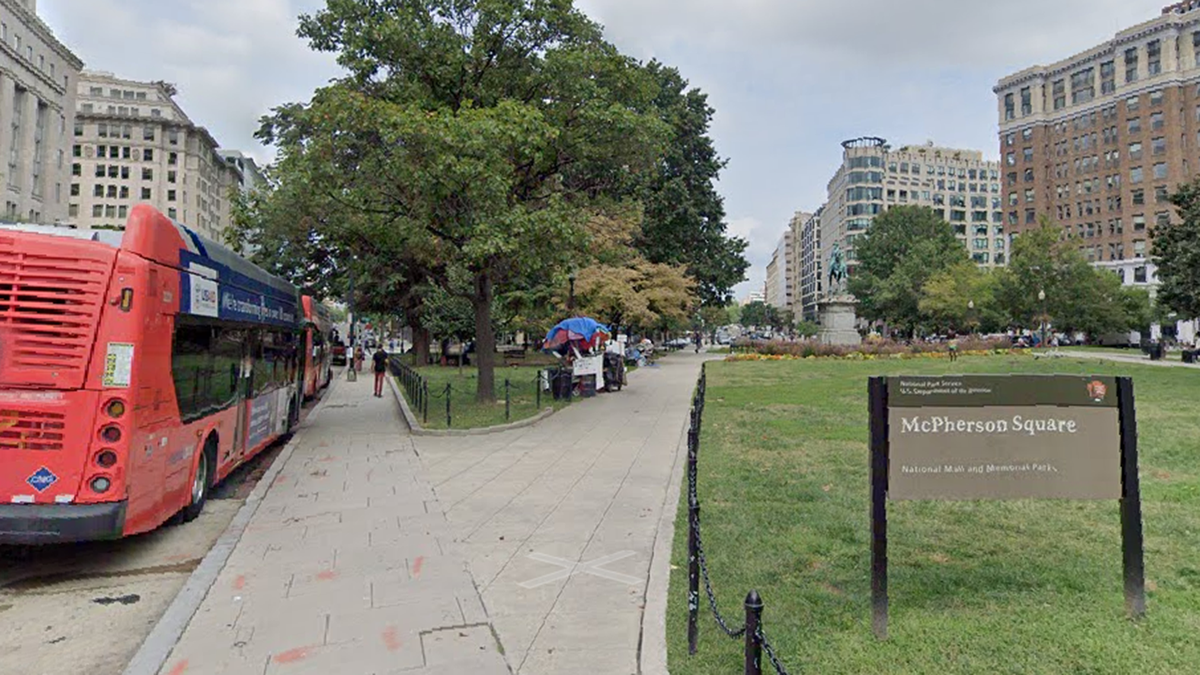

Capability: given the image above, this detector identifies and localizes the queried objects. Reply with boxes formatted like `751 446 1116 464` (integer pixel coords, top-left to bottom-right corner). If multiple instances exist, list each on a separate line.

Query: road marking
518 551 640 588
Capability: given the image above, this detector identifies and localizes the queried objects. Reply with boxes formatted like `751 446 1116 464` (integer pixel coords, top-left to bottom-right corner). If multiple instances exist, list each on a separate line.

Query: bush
730 335 1014 359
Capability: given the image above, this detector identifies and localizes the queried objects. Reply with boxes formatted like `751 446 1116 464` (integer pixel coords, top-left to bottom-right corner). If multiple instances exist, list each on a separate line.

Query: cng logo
26 467 58 492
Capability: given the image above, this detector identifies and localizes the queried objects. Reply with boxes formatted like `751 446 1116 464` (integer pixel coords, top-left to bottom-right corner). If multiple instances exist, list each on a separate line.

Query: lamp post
568 272 576 313
1038 288 1047 349
967 300 975 335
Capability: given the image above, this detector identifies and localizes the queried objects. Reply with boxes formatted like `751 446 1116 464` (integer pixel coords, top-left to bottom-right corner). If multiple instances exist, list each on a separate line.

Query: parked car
331 340 348 366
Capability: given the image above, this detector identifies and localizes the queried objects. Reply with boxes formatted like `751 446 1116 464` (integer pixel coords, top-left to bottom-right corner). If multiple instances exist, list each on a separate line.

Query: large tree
261 0 670 402
847 205 968 334
919 262 1000 334
994 223 1134 337
632 62 748 306
1154 179 1200 319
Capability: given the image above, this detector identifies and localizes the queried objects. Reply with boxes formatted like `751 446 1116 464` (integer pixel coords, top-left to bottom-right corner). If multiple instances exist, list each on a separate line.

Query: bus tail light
96 450 118 468
105 399 126 419
100 425 122 443
90 476 112 494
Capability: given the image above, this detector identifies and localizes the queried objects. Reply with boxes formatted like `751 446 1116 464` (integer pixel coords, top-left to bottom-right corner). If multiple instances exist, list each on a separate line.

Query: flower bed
727 336 1027 361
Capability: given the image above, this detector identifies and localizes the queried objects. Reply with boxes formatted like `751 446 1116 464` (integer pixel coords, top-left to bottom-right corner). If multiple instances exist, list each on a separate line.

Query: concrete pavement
139 350 712 675
414 352 712 674
150 372 509 675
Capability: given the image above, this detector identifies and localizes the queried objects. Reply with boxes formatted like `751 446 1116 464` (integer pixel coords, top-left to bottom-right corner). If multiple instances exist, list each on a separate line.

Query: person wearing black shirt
372 347 388 397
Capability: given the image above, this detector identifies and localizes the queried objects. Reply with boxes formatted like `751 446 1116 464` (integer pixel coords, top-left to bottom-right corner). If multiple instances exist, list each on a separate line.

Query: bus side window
171 320 213 423
211 327 244 408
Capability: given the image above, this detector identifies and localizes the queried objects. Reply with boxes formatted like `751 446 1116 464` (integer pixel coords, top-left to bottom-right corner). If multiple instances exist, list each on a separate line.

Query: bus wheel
181 436 217 523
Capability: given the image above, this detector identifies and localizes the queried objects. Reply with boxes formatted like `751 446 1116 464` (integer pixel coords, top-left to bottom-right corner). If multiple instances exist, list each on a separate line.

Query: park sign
888 375 1121 500
867 374 1144 640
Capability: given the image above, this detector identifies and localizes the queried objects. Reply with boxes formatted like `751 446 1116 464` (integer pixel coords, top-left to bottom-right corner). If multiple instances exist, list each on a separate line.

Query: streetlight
967 300 976 335
1038 288 1047 349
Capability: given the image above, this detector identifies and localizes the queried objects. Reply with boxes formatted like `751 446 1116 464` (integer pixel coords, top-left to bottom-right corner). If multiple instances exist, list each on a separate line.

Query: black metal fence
687 363 792 675
386 355 547 429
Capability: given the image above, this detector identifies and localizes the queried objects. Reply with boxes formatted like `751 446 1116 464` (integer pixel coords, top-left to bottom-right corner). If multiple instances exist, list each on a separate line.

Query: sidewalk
151 373 509 675
413 352 714 674
1062 350 1200 368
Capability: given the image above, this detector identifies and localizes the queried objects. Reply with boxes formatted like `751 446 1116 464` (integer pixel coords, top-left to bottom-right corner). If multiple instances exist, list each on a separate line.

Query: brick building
994 1 1200 299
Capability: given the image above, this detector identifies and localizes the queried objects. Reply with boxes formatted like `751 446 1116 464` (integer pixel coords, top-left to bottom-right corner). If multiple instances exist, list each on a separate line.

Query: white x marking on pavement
517 550 641 588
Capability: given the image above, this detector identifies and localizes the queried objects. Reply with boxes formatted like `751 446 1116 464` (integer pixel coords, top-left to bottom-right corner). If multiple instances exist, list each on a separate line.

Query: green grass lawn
669 354 1200 675
397 363 570 430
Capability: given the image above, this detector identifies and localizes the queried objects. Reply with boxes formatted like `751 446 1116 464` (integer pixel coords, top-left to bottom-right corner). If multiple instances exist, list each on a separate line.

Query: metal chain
758 625 793 675
690 495 746 638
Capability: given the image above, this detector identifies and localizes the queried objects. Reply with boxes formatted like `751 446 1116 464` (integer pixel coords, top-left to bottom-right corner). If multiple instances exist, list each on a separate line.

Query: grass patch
397 363 570 430
669 354 1200 675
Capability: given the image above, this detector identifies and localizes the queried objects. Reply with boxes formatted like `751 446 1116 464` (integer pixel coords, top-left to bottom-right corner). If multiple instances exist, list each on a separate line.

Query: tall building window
31 104 47 197
141 187 152 200
1149 90 1164 106
1153 162 1167 180
1131 166 1144 183
1101 61 1116 94
1129 142 1143 159
1194 31 1200 67
1147 40 1161 76
1151 137 1166 155
1071 67 1095 104
1020 87 1032 116
1133 188 1145 205
1128 118 1141 133
1150 112 1164 130
1053 80 1066 110
8 87 24 188
1125 47 1139 83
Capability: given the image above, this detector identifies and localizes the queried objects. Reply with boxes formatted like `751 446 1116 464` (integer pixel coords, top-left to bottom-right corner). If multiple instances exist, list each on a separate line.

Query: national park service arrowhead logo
1086 380 1108 403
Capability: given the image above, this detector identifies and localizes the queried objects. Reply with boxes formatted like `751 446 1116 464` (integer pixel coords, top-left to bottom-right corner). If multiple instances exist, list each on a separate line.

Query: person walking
372 346 388 397
694 331 702 354
948 334 959 362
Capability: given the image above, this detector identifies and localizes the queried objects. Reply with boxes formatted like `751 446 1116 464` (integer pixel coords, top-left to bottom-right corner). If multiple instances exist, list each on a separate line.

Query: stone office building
0 0 82 223
70 71 243 240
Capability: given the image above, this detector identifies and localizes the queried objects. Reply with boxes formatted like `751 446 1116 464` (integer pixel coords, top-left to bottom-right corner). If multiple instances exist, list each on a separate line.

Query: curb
387 373 559 436
640 354 725 674
121 373 346 675
638 364 702 675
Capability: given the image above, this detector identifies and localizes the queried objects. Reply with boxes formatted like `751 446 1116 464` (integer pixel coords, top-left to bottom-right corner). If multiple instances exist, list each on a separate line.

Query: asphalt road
0 384 330 675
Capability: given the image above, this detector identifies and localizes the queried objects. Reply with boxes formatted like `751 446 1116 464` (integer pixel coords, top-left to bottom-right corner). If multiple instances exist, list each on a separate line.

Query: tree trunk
473 271 497 403
410 318 431 366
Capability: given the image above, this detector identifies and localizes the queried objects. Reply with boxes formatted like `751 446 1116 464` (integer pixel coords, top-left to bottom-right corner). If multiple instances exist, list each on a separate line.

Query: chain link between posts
687 364 793 675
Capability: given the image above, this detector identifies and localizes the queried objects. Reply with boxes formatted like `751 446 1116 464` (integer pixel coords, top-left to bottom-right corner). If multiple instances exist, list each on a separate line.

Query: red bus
301 295 334 400
0 204 303 544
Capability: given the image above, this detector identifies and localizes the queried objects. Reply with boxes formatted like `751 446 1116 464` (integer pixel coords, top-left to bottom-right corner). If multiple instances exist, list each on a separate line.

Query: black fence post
744 591 762 675
445 383 452 428
536 372 542 409
505 379 511 422
422 381 429 425
687 479 700 654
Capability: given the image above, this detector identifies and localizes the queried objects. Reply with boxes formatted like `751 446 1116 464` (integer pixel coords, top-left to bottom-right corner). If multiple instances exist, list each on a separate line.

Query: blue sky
43 0 1169 298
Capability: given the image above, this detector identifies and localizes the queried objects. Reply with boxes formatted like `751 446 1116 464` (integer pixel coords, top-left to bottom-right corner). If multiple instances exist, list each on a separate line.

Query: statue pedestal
817 299 861 346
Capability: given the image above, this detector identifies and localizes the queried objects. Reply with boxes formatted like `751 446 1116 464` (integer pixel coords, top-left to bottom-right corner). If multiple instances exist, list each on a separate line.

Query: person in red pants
372 346 388 397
